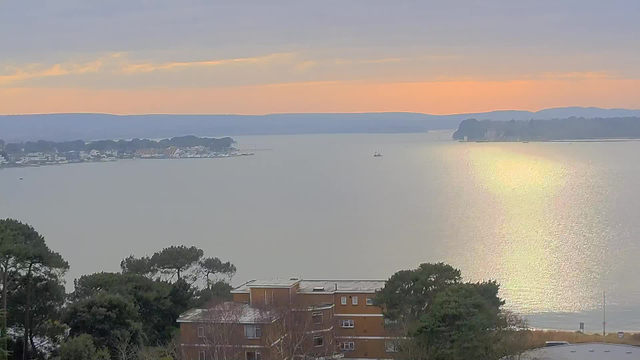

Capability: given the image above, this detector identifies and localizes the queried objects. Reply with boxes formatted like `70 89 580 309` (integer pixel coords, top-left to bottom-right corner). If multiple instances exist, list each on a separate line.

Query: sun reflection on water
462 145 603 314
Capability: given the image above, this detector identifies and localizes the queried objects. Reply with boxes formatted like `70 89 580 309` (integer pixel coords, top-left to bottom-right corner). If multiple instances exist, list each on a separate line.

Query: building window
199 349 206 360
313 336 324 347
352 296 358 305
340 342 355 351
245 325 261 339
366 297 374 306
197 325 205 338
312 311 323 325
246 351 262 360
385 341 399 353
341 296 347 305
340 319 355 328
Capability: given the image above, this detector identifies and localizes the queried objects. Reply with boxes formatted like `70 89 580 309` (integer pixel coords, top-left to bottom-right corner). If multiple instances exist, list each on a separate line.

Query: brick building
178 278 399 360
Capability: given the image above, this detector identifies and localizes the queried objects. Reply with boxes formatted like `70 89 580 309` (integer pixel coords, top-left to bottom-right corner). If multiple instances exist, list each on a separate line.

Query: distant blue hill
1 107 640 142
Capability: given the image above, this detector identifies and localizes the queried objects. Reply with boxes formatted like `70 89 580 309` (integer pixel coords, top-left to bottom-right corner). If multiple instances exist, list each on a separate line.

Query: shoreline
525 329 640 348
0 152 254 170
459 138 640 143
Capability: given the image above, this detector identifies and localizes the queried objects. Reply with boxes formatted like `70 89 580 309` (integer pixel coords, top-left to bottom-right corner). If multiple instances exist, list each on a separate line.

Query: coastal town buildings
1 147 252 168
178 278 398 360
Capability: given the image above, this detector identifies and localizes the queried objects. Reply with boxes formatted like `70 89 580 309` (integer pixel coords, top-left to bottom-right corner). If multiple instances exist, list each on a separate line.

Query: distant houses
0 136 250 168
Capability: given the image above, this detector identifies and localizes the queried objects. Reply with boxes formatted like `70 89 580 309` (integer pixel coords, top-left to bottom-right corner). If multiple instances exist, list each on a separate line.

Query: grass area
524 330 640 348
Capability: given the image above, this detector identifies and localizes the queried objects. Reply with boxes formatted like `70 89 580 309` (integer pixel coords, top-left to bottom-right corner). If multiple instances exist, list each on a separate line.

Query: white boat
373 150 382 157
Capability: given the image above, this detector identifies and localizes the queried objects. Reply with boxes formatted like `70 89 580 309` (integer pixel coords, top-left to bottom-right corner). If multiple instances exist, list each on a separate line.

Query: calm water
2 133 640 331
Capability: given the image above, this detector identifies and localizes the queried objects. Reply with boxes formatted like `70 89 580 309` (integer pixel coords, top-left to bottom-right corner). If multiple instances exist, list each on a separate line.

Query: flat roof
231 279 385 294
177 302 275 324
235 278 301 288
298 280 385 293
522 343 640 360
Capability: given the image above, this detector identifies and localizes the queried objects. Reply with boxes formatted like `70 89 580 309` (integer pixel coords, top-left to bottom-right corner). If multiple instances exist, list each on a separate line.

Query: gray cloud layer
3 0 639 61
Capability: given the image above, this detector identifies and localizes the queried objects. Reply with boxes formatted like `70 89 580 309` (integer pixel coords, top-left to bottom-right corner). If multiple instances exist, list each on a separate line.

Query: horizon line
2 106 640 117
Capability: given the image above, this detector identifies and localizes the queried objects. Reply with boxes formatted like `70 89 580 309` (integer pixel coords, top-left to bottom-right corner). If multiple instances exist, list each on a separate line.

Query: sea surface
2 132 640 331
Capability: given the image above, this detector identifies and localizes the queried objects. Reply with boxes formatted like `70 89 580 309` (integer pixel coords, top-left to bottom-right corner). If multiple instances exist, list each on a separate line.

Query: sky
1 0 639 115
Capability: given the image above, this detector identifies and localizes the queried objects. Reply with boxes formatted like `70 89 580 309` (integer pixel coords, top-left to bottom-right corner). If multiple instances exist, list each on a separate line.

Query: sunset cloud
0 52 469 89
5 51 614 90
333 55 459 65
537 71 614 80
0 52 304 87
0 60 103 86
119 53 296 74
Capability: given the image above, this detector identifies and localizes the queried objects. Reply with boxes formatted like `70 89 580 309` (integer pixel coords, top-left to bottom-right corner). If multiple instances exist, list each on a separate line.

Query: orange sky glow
2 78 639 115
3 2 639 115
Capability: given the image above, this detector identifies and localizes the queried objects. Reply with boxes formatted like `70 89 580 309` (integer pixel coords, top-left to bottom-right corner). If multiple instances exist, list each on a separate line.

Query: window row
196 339 396 359
199 350 263 360
199 325 263 340
244 325 262 339
339 341 355 351
337 341 398 353
339 319 355 328
313 335 324 347
312 311 323 325
340 296 374 306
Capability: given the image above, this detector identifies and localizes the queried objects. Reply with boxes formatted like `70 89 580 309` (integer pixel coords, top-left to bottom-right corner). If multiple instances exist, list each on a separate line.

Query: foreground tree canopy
375 262 527 360
0 218 235 360
0 219 69 360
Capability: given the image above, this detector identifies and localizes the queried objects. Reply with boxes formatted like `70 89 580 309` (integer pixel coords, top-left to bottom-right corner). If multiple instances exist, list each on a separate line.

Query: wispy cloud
0 60 102 86
0 51 620 91
294 60 317 72
333 55 459 65
538 71 613 80
0 52 297 86
119 53 296 74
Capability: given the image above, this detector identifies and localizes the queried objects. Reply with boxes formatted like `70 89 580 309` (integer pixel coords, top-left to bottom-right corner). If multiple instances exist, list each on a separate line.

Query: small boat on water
373 150 383 157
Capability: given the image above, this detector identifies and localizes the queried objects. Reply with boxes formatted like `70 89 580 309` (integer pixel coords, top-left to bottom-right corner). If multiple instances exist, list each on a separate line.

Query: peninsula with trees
453 116 640 141
0 136 252 169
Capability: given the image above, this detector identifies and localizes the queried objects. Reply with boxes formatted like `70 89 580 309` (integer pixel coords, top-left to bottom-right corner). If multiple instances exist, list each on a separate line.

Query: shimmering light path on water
1 133 639 330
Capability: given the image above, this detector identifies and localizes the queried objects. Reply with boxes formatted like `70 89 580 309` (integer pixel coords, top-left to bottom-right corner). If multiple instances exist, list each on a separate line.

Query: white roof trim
233 289 380 294
292 304 335 312
336 336 403 340
181 343 266 349
177 319 274 324
302 279 385 282
233 279 385 294
334 313 383 317
339 358 393 360
248 284 299 288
